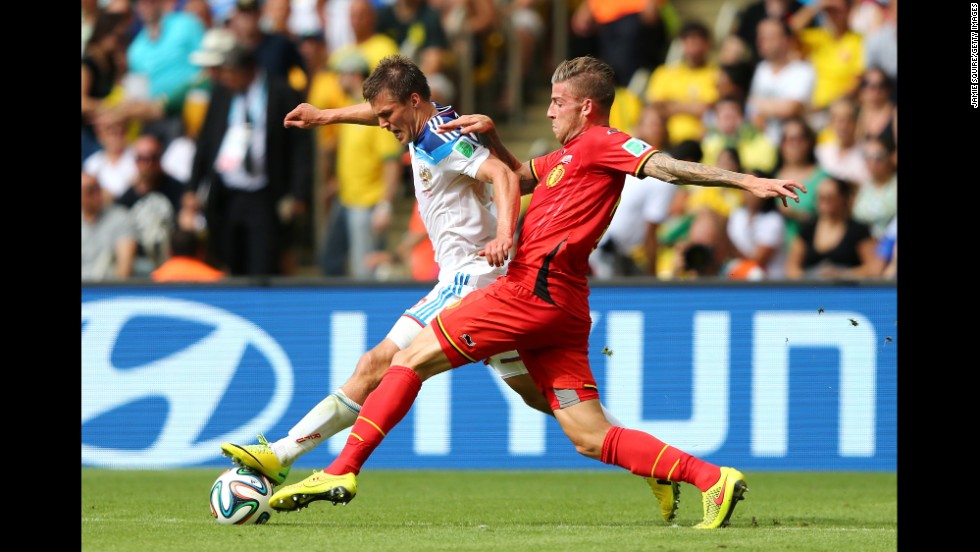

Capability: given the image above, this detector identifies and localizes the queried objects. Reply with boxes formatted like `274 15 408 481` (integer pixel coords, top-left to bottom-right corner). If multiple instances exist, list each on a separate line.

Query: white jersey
386 104 524 379
408 104 506 284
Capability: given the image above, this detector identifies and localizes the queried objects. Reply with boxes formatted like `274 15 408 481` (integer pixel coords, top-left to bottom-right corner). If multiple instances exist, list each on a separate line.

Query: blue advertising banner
81 283 897 471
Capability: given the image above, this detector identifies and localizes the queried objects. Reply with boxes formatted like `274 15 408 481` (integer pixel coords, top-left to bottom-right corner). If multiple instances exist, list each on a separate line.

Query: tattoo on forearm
644 154 746 188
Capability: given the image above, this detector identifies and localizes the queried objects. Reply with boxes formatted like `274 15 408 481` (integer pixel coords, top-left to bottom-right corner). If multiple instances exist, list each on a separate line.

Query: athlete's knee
567 431 603 459
351 348 396 390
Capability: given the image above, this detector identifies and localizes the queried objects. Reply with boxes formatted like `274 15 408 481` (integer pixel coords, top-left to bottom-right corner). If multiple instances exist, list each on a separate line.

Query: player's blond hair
551 56 616 113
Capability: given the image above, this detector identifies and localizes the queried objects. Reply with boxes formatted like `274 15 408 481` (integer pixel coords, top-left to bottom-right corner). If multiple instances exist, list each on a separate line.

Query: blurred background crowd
81 0 897 282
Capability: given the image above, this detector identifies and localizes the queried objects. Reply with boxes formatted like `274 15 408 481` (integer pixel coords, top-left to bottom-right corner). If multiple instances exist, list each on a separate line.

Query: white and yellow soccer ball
209 467 274 525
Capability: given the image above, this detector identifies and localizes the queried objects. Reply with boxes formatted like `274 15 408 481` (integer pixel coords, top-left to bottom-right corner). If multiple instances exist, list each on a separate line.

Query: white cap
190 29 237 67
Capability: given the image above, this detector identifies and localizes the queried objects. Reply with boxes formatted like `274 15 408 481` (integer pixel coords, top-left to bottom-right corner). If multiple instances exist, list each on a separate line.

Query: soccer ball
209 467 274 525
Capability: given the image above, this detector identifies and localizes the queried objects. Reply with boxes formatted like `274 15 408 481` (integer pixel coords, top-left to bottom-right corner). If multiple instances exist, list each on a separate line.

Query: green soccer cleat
268 471 357 512
646 478 681 523
220 434 291 486
693 467 748 529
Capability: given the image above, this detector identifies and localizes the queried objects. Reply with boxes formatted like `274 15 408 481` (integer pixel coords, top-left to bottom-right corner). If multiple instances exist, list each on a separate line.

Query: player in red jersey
270 56 806 529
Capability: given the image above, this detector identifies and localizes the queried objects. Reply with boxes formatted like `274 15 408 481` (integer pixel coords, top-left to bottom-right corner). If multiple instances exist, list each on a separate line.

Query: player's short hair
363 54 431 104
551 56 616 113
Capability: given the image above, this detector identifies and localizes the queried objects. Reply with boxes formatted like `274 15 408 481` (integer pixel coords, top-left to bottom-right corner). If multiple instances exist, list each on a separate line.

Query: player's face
547 82 587 145
370 90 421 145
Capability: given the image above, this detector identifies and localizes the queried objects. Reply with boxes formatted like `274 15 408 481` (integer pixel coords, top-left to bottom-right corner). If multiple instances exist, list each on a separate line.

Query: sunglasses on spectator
136 154 161 162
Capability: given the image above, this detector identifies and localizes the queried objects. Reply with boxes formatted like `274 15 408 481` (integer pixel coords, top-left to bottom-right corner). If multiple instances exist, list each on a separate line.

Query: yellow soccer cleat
268 471 357 512
220 434 291 486
646 478 681 523
694 467 748 529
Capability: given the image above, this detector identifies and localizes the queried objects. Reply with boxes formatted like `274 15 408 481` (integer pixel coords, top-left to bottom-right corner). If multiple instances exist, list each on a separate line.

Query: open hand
437 114 495 135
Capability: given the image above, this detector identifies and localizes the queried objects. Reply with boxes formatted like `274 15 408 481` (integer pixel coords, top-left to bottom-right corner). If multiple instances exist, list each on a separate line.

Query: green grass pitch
82 469 897 551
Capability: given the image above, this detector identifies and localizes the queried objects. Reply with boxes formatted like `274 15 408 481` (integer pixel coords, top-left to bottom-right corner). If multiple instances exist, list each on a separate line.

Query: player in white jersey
222 55 680 523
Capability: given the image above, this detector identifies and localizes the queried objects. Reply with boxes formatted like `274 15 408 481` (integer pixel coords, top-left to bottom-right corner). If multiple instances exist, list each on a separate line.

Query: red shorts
433 278 600 410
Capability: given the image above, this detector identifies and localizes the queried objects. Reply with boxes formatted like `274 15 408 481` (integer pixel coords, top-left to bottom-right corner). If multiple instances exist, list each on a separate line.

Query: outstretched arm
437 114 538 195
641 151 806 207
283 102 378 128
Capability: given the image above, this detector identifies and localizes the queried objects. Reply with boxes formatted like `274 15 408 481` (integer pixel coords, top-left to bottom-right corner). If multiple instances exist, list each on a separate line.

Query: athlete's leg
269 338 401 465
223 284 446 476
325 325 455 475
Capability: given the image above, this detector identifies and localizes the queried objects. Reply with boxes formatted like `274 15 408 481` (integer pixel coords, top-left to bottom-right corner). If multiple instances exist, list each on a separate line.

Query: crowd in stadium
81 0 897 282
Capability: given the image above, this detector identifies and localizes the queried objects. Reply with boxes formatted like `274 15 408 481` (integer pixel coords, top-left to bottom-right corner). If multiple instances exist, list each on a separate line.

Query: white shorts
385 271 528 379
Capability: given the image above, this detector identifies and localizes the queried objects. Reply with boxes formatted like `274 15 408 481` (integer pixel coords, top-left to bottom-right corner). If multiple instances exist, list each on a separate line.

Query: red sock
600 426 721 492
325 366 423 476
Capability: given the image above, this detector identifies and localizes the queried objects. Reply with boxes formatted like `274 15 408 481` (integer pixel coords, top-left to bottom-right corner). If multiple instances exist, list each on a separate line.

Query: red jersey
506 126 658 314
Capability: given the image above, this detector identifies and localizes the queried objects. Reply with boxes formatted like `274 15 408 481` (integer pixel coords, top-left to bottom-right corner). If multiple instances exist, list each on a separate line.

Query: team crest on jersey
546 164 565 188
622 138 652 157
418 165 433 188
453 139 474 158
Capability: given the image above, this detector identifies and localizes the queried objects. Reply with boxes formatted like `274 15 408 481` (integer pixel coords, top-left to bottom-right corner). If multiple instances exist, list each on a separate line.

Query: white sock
272 390 361 466
601 403 623 427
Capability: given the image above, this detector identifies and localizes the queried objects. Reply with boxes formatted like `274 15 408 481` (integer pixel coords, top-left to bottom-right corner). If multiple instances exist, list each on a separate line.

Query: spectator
186 44 313 276
815 97 869 184
118 134 188 274
746 16 815 146
161 28 240 186
673 208 738 279
701 96 778 175
784 176 876 279
376 0 452 78
82 171 137 281
790 0 865 123
183 0 214 29
151 228 226 281
862 0 897 102
287 0 323 39
123 0 206 142
319 51 405 279
499 0 547 107
589 105 677 279
726 168 788 279
228 0 307 88
868 214 896 278
570 0 670 88
328 0 400 72
82 0 99 55
119 133 186 216
262 0 293 37
434 0 502 105
645 20 718 145
321 0 356 56
848 0 887 36
714 37 756 107
83 115 139 202
773 116 827 246
733 0 808 63
82 11 131 165
854 67 896 146
851 136 896 239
